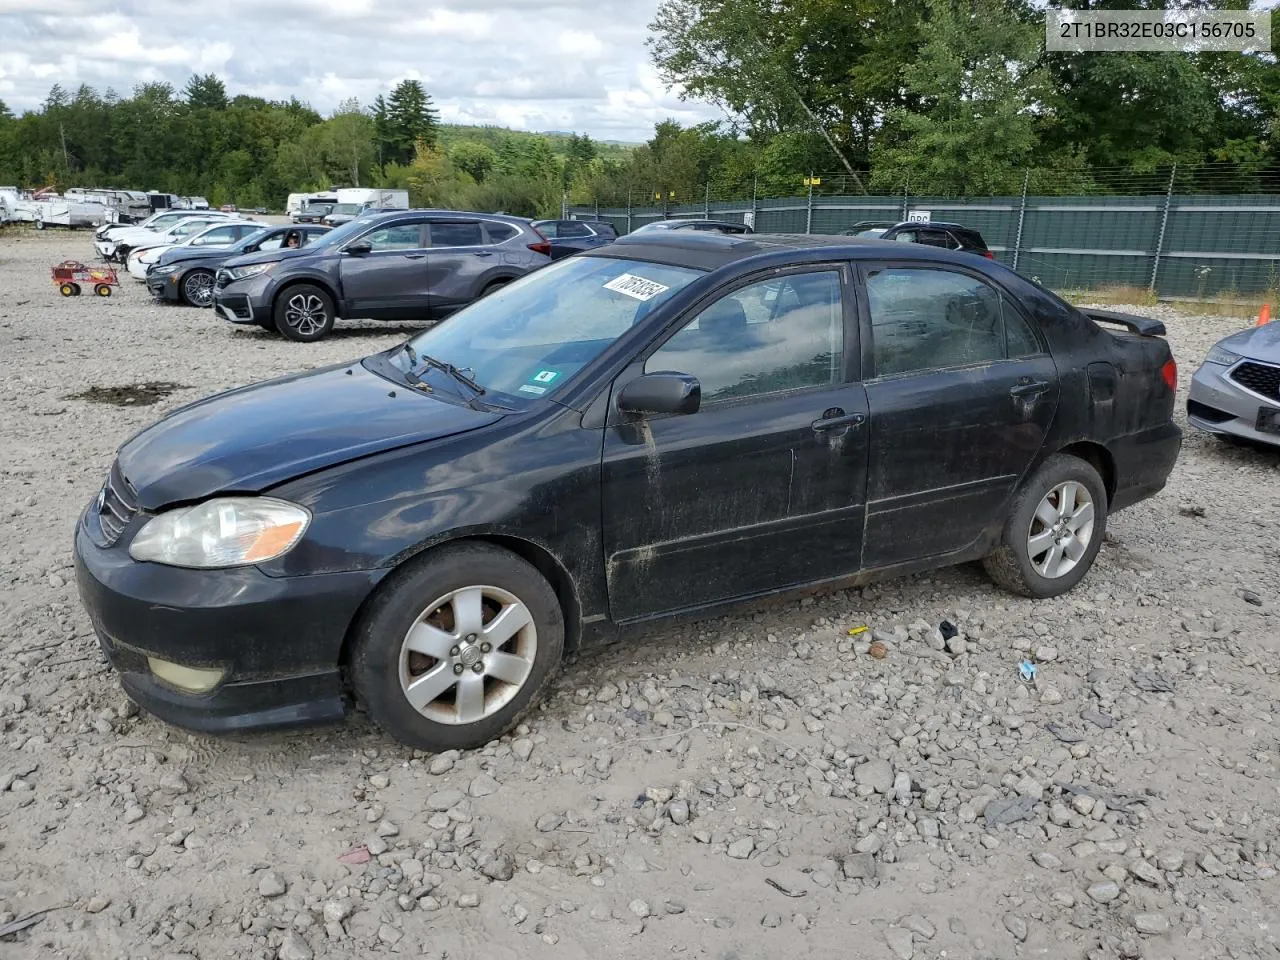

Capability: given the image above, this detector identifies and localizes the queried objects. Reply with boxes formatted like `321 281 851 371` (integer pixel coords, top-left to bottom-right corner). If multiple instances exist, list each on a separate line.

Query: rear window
484 222 518 244
593 222 618 238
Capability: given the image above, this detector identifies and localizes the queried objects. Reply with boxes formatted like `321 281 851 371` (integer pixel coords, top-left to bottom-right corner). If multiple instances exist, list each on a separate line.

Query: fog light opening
146 657 225 694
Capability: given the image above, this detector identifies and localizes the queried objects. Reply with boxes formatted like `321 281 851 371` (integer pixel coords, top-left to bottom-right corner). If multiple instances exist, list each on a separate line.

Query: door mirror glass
345 240 372 256
618 373 701 417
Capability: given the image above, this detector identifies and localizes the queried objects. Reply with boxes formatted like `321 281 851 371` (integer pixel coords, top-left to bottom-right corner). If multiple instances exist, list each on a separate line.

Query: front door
601 266 870 622
338 219 429 318
857 263 1059 568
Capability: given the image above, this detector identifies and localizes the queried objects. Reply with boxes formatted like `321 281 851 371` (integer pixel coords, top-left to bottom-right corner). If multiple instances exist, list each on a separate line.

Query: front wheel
274 284 335 342
983 453 1107 599
94 284 112 297
34 219 44 231
351 543 565 751
180 269 215 307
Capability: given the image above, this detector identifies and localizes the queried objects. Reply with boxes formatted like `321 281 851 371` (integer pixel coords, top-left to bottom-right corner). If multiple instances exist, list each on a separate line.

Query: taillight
528 240 551 256
982 250 995 259
1161 357 1177 392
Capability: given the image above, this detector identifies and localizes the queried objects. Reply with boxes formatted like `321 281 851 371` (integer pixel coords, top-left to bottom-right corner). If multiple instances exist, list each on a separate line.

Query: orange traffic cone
1258 303 1272 326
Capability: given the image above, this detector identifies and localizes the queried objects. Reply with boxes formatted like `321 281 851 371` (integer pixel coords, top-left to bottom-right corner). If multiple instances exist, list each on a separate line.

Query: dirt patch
64 381 189 406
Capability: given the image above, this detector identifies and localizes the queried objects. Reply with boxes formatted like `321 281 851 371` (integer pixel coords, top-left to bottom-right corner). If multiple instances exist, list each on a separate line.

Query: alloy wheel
183 272 214 307
1027 480 1095 579
284 293 328 336
398 585 538 725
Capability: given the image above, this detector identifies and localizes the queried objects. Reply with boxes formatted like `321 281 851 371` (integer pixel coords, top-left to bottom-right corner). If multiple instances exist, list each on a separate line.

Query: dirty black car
74 232 1181 751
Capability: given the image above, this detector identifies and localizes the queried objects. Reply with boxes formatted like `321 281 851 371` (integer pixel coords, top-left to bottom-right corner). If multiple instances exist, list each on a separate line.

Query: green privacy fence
570 191 1280 300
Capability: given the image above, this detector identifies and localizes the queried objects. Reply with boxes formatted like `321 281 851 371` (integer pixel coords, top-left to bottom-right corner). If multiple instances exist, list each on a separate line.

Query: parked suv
851 220 994 259
213 210 551 342
631 218 753 235
531 219 618 259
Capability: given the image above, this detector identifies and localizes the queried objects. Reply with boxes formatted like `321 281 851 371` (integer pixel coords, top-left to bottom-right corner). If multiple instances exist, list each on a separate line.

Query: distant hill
437 124 638 161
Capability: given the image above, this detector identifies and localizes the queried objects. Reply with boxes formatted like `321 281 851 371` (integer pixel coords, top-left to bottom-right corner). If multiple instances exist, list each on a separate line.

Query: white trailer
335 188 409 210
9 198 108 229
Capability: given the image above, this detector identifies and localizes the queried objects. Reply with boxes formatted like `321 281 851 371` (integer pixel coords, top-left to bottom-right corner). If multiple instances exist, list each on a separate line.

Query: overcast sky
0 0 725 141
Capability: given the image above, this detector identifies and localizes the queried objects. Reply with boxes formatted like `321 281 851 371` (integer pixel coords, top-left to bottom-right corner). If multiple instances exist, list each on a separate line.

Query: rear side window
593 222 618 238
484 222 518 244
557 221 593 238
430 222 484 247
865 267 1040 376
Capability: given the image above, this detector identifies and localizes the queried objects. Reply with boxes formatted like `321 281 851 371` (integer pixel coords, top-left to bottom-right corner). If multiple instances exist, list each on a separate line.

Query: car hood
1219 323 1280 362
157 245 236 267
116 362 503 511
222 245 319 269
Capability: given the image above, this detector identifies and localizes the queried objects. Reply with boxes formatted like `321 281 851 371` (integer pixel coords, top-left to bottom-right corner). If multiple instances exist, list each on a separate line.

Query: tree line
2 0 1278 218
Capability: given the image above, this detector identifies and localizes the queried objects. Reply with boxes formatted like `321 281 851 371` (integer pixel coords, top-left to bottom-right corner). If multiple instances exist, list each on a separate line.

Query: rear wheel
94 284 112 297
480 279 510 298
351 543 565 751
983 453 1107 599
59 282 76 297
274 284 335 342
180 269 215 307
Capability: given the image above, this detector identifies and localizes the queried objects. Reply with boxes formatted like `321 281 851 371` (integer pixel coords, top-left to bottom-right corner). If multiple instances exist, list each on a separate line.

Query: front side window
646 271 844 404
430 222 484 247
557 221 592 238
865 267 1041 377
363 223 424 251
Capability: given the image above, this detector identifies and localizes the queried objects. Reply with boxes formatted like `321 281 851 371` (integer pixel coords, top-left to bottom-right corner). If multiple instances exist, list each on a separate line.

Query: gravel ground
1 229 1278 960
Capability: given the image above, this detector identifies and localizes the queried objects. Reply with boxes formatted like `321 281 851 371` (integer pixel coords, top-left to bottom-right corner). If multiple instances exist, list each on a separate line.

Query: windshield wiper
402 345 486 399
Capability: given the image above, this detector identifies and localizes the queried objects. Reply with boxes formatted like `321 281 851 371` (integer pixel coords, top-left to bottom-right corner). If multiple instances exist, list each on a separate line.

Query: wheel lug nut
472 662 484 673
450 645 460 657
453 664 464 675
480 642 491 653
466 633 477 642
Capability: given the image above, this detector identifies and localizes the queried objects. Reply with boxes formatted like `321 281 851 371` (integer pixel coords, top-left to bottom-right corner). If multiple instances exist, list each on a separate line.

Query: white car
94 210 237 260
126 220 262 281
100 215 229 266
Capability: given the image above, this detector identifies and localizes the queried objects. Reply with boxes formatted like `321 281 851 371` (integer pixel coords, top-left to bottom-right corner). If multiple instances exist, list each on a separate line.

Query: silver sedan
1187 323 1280 445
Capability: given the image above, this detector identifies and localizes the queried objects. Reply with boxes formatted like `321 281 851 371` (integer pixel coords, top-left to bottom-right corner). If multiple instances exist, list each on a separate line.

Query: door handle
474 251 494 258
811 411 866 431
405 254 426 260
1010 380 1049 398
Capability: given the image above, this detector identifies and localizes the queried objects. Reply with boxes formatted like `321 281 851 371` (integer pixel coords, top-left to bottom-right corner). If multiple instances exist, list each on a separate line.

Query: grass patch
1060 285 1159 308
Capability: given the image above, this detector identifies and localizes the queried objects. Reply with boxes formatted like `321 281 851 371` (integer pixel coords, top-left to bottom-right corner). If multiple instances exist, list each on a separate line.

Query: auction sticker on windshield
603 273 670 301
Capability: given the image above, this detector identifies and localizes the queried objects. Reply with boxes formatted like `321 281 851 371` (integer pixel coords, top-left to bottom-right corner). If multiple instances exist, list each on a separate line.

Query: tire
274 284 335 342
94 284 112 297
59 283 76 297
68 283 82 297
34 219 44 231
479 279 510 298
351 543 565 751
983 453 1107 599
180 269 215 307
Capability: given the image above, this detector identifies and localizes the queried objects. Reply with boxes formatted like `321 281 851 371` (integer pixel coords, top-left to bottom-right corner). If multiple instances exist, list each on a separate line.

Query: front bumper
147 272 182 302
94 239 117 260
1187 360 1280 447
127 258 151 281
73 508 378 734
214 274 272 325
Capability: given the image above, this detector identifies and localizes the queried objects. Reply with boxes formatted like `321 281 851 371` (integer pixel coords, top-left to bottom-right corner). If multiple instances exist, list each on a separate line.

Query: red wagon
52 260 119 298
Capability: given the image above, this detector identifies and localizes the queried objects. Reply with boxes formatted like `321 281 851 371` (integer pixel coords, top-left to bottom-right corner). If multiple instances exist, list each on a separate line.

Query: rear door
337 218 430 318
424 220 490 316
601 265 870 621
857 262 1059 568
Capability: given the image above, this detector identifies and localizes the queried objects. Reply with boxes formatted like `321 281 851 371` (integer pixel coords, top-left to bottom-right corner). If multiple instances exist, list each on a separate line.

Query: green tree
321 99 377 186
379 80 440 165
870 0 1046 195
448 140 498 182
184 73 229 111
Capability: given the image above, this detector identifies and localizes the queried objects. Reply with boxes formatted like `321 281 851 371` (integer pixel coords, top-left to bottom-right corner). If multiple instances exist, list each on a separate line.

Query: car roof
590 231 995 273
360 208 532 226
889 220 981 234
642 218 746 229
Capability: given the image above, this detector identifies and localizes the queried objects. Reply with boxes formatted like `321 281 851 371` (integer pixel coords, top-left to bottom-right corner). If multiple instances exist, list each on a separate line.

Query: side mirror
345 240 372 256
618 372 701 417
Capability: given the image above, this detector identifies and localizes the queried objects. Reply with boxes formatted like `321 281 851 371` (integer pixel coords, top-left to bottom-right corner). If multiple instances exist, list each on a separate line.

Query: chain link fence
570 164 1280 300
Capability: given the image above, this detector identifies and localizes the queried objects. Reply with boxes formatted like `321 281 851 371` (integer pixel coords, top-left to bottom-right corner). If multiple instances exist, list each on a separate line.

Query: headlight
1205 344 1241 366
226 262 275 281
129 497 310 568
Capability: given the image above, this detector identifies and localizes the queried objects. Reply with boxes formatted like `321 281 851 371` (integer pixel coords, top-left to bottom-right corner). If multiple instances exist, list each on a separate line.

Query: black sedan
74 232 1181 751
532 219 619 260
147 225 329 307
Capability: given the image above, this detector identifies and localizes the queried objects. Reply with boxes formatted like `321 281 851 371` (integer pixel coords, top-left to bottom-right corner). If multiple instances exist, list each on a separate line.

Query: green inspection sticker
530 369 560 385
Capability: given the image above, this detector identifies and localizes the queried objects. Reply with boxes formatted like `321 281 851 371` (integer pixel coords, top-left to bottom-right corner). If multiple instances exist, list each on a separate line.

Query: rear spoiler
1080 308 1166 337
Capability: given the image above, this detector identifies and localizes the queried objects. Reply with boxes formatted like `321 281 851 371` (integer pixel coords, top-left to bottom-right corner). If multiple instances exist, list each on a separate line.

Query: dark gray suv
212 210 552 342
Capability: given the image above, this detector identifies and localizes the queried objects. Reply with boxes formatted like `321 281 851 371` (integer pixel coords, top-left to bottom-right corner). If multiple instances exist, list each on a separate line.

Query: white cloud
0 0 722 140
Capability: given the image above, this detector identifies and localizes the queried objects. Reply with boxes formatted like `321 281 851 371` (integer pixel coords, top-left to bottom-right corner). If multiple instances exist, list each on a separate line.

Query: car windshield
236 227 273 250
329 203 361 215
391 256 704 405
306 216 380 249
